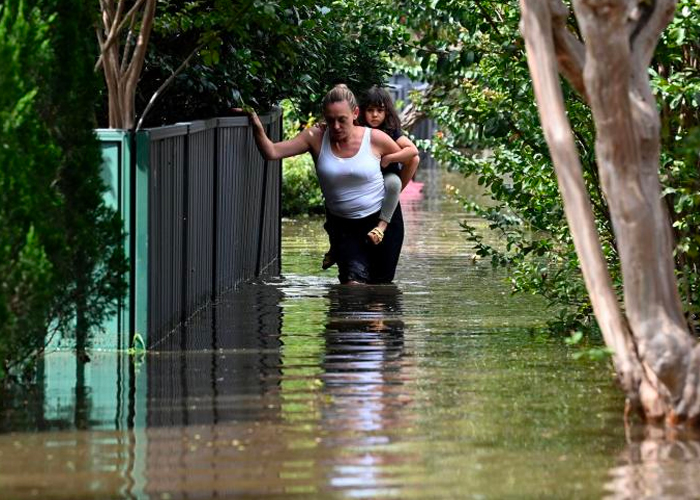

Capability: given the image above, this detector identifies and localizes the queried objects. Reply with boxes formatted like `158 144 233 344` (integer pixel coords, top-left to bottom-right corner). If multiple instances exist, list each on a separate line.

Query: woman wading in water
240 84 409 284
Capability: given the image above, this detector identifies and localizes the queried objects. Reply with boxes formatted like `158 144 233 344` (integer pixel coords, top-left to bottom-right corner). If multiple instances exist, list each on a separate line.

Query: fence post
95 129 132 350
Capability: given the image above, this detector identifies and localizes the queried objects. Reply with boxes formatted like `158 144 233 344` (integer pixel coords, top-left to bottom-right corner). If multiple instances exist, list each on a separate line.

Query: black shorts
325 204 404 284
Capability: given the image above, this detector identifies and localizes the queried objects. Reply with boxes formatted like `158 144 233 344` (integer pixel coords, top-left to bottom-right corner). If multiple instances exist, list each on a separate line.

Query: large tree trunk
519 0 700 424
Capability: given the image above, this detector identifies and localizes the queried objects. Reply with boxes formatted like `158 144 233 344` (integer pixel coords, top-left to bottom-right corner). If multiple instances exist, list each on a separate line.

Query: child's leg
368 172 401 245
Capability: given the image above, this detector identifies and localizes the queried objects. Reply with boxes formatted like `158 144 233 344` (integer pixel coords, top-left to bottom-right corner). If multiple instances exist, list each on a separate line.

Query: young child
322 85 419 269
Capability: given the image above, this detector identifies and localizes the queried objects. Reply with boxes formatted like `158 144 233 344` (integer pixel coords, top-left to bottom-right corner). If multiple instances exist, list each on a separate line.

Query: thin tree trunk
96 0 156 129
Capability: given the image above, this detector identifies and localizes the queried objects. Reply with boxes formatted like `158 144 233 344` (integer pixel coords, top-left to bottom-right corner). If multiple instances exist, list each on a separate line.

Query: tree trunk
96 0 156 129
519 0 700 424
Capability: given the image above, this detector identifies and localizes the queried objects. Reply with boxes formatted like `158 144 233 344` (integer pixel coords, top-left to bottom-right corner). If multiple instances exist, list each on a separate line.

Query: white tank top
316 127 385 218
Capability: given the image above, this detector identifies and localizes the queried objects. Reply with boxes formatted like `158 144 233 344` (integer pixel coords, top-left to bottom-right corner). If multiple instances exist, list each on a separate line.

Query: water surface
1 171 699 499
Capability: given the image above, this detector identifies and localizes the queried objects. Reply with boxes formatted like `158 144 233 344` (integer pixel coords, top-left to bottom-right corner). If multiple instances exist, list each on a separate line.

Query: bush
0 0 127 383
282 154 324 216
132 0 401 127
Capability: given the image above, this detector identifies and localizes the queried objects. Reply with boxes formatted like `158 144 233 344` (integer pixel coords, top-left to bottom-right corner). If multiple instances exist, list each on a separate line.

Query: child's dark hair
359 86 402 134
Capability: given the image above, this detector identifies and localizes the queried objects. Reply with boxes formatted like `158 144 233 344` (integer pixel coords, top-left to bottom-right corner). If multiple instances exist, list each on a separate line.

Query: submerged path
2 171 700 499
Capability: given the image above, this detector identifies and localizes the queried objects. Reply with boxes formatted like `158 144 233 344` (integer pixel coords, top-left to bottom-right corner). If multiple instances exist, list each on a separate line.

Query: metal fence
97 108 282 348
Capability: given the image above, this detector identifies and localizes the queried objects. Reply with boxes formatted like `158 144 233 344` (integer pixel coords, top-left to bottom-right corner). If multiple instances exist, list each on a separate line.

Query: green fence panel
96 129 132 351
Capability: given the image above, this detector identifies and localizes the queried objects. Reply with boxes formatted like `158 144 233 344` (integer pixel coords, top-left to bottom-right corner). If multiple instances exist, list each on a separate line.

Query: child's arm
380 135 419 168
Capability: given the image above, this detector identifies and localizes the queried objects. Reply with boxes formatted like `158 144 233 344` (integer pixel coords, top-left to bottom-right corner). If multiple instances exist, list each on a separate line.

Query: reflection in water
0 351 132 433
142 283 286 498
0 282 289 499
605 426 700 499
321 285 412 494
146 282 284 427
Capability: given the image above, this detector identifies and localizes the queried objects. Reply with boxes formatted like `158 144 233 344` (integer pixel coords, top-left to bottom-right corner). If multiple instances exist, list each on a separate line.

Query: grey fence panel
186 123 216 316
213 114 281 298
258 116 282 276
148 133 187 335
246 128 264 278
214 125 236 295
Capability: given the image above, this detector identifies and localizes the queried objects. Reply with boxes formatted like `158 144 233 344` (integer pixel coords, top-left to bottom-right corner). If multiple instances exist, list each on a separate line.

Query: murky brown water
2 170 700 499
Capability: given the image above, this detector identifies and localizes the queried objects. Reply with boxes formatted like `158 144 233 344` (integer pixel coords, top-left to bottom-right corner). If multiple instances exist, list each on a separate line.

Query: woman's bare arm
238 110 320 160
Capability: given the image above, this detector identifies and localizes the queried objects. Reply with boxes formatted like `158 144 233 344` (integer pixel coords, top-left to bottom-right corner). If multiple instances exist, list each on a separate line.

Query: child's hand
380 156 392 168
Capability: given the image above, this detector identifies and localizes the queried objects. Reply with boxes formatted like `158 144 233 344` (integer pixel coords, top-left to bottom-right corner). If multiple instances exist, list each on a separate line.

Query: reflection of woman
241 85 405 284
322 285 408 487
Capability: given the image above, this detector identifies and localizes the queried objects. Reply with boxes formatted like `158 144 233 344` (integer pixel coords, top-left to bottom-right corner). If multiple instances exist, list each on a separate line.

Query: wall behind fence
97 108 282 349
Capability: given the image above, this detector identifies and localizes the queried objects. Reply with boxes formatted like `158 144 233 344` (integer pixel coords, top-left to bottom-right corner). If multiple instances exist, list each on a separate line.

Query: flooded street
2 171 700 499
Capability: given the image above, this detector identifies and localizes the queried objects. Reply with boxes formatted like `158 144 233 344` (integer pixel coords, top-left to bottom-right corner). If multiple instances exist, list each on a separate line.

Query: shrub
282 154 324 217
0 0 127 382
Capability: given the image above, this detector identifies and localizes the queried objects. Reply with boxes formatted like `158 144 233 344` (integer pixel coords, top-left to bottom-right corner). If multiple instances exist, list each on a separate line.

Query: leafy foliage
387 1 699 335
133 0 403 127
386 2 606 334
282 154 324 216
0 0 127 382
279 101 324 216
654 0 700 331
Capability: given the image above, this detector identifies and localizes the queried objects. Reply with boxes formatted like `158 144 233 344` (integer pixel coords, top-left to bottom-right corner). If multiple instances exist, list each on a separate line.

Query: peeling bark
519 0 700 424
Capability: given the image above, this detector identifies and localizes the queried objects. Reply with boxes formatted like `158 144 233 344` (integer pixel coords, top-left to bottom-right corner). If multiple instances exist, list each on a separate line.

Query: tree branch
120 13 138 73
549 0 588 100
136 45 201 130
124 0 156 105
100 0 114 25
94 0 147 72
631 0 678 67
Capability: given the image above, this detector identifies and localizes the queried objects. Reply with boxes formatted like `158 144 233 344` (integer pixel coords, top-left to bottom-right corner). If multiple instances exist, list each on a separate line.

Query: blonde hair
322 84 358 111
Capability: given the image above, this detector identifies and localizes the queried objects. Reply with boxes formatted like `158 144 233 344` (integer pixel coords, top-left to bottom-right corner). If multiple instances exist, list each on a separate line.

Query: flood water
2 170 700 499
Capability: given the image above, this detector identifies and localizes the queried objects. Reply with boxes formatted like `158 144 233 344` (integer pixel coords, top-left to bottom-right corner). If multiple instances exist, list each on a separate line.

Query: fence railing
97 108 282 349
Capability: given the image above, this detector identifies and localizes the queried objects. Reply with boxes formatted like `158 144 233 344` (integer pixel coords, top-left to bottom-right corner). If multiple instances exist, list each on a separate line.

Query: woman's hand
232 107 264 131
